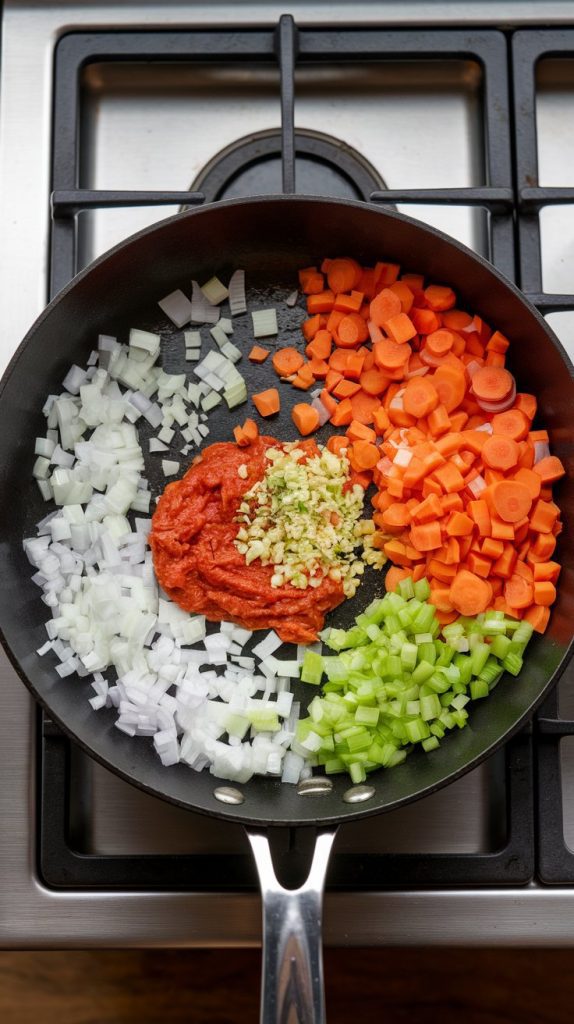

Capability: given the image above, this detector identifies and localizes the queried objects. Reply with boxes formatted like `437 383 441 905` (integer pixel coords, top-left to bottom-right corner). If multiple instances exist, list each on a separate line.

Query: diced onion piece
228 269 246 316
158 289 192 328
191 280 220 325
129 328 161 356
252 309 278 338
161 460 180 477
467 474 486 497
534 440 550 463
201 276 229 305
285 290 298 307
394 448 413 468
311 396 330 427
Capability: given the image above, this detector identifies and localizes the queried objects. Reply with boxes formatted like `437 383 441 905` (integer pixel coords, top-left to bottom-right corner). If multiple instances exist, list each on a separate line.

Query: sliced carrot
533 455 566 484
336 313 368 348
434 432 463 457
389 281 415 314
252 388 280 417
272 347 304 378
410 521 442 552
424 284 456 311
301 272 326 295
491 409 529 441
350 390 382 425
471 366 514 403
427 404 452 437
491 480 532 523
292 373 313 391
491 517 515 541
443 310 473 331
291 403 320 436
241 418 259 443
306 329 333 361
449 570 492 615
530 500 560 533
533 581 556 607
533 561 561 583
327 435 350 457
350 440 380 471
327 309 345 337
433 461 465 493
445 512 474 537
308 358 329 380
425 329 454 358
503 573 536 610
334 291 364 314
370 288 402 327
326 369 344 393
302 314 323 342
528 532 557 562
468 499 491 537
411 493 443 524
330 397 353 427
333 379 361 400
385 313 417 345
374 262 401 289
358 268 377 301
482 536 504 560
486 330 510 354
344 351 366 381
347 420 377 443
411 307 441 335
492 544 517 579
248 345 270 363
432 365 467 413
403 377 439 418
524 604 551 633
319 390 338 417
373 338 410 373
307 291 335 315
327 258 362 294
359 368 390 396
481 434 519 471
466 552 492 578
372 406 390 435
233 425 247 446
514 393 537 421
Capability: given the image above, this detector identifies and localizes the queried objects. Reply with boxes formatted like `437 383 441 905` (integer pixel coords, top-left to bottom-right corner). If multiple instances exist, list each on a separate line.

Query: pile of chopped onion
25 270 316 785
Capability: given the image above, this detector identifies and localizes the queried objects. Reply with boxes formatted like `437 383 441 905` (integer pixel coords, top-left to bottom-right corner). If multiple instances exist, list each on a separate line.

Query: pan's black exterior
1 196 573 827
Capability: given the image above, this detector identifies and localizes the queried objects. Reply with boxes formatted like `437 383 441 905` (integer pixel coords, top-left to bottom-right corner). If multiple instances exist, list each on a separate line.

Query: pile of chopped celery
294 577 534 783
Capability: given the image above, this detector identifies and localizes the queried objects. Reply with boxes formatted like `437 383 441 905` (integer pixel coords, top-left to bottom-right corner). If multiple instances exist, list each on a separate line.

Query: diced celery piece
350 761 367 784
420 693 442 721
405 718 431 743
470 642 490 676
422 735 440 752
418 642 437 665
301 650 324 685
398 576 415 600
503 652 523 676
411 660 435 686
413 577 431 602
400 641 418 672
470 679 490 700
355 705 380 727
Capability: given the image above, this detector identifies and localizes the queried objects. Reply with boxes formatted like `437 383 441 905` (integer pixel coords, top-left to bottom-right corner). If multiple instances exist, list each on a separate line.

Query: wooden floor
0 949 573 1023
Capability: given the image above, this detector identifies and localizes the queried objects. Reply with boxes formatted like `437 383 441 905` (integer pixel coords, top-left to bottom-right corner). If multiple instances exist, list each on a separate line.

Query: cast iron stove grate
39 15 569 891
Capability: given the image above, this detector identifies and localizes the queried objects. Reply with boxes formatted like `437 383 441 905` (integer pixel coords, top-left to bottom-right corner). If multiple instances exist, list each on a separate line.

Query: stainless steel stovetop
2 0 574 947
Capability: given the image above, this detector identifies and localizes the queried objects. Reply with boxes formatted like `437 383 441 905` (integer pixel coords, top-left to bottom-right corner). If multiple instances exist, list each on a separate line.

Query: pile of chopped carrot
265 256 565 633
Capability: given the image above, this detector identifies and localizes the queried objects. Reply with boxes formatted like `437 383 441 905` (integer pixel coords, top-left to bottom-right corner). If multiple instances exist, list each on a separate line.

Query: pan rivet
214 786 245 806
342 785 375 804
296 777 333 797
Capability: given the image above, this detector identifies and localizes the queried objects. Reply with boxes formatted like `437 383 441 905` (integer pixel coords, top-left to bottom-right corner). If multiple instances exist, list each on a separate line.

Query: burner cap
187 128 387 204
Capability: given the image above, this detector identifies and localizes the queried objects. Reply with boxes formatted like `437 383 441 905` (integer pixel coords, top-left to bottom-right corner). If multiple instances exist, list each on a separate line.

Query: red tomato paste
149 436 345 643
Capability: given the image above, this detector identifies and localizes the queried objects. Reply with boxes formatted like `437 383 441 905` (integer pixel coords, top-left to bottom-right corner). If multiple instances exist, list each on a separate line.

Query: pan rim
2 193 573 828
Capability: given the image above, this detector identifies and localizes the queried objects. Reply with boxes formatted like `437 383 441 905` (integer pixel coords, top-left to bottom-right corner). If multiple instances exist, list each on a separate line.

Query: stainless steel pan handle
246 828 337 1024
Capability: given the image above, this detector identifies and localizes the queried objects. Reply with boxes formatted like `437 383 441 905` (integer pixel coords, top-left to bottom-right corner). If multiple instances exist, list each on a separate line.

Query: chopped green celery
415 631 434 645
346 731 372 753
397 576 415 600
481 617 507 635
365 623 381 641
452 708 469 728
488 634 511 660
470 642 490 676
430 722 445 739
350 761 367 784
387 749 408 767
435 645 455 667
478 657 504 685
412 603 437 633
420 693 442 721
411 660 435 685
384 655 403 679
439 710 456 729
513 621 534 644
301 650 324 685
414 577 431 601
503 652 523 676
405 718 431 743
427 672 452 694
323 657 349 682
355 705 380 726
406 699 421 716
359 597 389 625
324 757 346 774
418 642 437 665
309 697 325 723
450 693 470 711
342 693 359 711
454 654 473 686
389 631 408 654
384 614 402 636
318 735 335 754
250 710 280 732
470 679 490 700
443 622 465 642
422 735 440 752
452 680 467 695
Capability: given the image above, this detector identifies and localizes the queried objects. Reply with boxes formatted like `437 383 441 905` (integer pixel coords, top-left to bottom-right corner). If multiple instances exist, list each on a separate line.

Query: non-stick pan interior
1 196 573 826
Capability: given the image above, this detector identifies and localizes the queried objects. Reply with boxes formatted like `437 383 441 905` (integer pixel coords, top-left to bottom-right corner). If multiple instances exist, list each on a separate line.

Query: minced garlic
234 444 385 596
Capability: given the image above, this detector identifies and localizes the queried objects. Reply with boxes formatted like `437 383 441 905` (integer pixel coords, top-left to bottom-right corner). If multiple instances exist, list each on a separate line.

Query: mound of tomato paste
149 436 345 644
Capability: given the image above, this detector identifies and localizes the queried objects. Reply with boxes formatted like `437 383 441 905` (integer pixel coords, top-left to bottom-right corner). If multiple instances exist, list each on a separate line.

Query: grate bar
275 15 298 195
52 191 205 218
370 188 514 213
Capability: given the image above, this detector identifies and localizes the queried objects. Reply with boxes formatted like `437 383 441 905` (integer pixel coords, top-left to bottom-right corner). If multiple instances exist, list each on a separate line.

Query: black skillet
1 196 573 1022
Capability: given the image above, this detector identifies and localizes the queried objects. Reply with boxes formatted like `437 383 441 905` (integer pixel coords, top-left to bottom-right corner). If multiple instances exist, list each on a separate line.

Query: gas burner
186 128 388 204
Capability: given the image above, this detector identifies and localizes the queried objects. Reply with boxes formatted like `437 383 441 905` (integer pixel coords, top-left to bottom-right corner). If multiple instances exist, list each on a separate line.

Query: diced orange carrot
291 403 320 436
385 313 417 345
350 390 381 425
524 604 551 633
533 581 556 606
424 285 456 311
330 397 353 427
334 290 364 314
327 258 362 294
307 290 335 315
533 455 566 484
449 569 492 614
327 435 350 457
252 388 280 417
410 521 442 552
248 345 270 363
